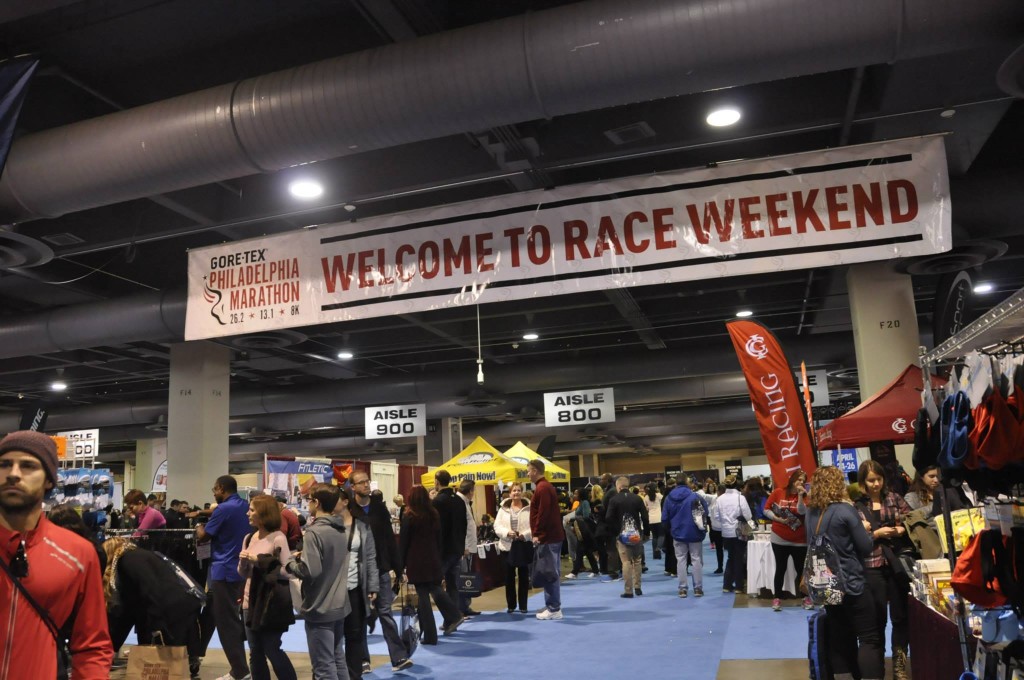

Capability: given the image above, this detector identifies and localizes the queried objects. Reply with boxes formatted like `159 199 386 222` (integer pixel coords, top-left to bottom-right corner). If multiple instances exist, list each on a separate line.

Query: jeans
502 552 530 610
865 566 909 651
243 614 297 680
210 580 249 679
722 537 747 591
825 589 884 679
674 540 703 591
771 543 808 599
649 523 663 558
539 542 562 611
615 542 643 594
305 618 349 680
361 572 406 666
709 529 724 570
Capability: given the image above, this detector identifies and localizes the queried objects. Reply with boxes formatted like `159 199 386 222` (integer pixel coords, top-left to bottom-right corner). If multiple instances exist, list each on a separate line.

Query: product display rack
920 284 1024 675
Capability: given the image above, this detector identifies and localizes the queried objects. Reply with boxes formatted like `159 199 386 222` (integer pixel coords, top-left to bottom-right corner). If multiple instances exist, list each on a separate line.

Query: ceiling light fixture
706 107 741 127
51 381 67 392
476 305 485 385
735 309 754 318
288 179 324 199
337 351 354 360
522 332 539 340
973 282 994 294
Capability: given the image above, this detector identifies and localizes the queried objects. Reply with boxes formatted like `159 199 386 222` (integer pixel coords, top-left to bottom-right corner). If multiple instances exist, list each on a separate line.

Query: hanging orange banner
726 320 817 489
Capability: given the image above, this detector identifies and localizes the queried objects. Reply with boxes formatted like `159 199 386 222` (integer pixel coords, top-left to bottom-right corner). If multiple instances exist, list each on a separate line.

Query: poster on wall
186 137 951 341
265 456 334 510
152 459 168 492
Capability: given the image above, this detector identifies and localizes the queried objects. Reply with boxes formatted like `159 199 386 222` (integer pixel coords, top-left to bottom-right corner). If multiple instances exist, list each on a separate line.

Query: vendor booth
502 441 570 482
420 436 529 486
816 364 945 449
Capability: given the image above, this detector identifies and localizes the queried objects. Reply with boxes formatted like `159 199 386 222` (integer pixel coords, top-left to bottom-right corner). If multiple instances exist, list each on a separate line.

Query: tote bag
126 633 190 680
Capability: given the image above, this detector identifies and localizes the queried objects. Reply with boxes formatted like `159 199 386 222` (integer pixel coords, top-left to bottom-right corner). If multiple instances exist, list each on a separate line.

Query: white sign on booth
795 369 830 407
365 403 427 439
544 388 615 427
58 428 100 461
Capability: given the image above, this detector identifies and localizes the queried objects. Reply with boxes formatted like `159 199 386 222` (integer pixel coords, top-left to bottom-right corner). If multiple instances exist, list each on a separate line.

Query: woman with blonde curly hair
101 537 203 663
804 467 881 680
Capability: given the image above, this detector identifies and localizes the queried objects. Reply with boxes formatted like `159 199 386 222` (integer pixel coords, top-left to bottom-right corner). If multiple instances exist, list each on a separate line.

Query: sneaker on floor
620 592 634 598
678 589 688 598
392 659 414 672
565 572 577 579
635 588 643 596
772 598 782 611
362 660 372 673
641 567 649 573
694 588 704 597
519 608 529 614
463 608 481 617
610 575 623 582
722 587 733 593
713 568 723 574
803 597 815 610
215 675 251 680
536 608 563 620
586 572 598 578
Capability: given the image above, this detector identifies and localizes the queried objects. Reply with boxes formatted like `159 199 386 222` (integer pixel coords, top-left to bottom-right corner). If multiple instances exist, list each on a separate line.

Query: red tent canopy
816 365 945 449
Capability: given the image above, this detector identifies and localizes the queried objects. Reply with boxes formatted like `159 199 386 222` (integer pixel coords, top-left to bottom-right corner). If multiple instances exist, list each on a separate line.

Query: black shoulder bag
0 551 73 679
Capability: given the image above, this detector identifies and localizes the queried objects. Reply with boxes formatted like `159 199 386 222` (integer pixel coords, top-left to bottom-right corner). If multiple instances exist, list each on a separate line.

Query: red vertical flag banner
726 320 818 489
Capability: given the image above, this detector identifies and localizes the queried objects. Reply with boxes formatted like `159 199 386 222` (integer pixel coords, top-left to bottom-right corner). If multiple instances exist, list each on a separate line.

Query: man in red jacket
0 431 113 679
528 459 565 620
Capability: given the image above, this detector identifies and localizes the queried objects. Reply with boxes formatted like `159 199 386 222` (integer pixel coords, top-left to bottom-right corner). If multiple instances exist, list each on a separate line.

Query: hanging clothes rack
919 285 1024 673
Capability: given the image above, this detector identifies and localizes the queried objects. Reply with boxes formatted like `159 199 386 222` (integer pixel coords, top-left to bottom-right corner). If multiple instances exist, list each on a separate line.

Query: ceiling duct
144 415 168 432
455 389 506 409
236 427 280 443
0 0 1018 222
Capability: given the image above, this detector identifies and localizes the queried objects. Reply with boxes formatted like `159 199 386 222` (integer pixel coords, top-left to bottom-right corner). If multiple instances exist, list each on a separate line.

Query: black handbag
508 539 534 568
457 556 482 597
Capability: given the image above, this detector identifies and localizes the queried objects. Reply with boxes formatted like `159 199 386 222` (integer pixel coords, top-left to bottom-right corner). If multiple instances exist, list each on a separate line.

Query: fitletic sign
185 137 951 340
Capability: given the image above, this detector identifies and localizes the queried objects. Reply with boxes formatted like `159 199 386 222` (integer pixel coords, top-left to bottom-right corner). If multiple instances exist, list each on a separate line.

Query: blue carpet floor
134 542 842 678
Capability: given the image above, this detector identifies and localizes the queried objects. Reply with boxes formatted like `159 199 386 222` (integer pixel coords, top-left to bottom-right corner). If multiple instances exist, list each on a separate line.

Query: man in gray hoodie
285 483 351 680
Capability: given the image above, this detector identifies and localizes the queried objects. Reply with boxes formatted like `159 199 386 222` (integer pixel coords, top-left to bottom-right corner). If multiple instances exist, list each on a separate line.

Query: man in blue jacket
662 473 709 598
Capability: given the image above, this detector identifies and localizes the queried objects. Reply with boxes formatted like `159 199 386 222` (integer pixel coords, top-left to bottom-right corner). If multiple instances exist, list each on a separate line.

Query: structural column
847 262 921 473
166 342 231 505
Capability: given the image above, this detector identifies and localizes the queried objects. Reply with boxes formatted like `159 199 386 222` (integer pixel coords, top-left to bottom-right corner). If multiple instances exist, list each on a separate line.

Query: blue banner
0 55 39 177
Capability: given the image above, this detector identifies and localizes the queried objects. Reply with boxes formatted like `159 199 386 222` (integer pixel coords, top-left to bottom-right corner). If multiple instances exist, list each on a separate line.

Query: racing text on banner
726 320 818 489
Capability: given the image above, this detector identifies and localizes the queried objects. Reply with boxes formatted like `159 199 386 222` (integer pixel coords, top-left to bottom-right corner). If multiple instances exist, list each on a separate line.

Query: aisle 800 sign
543 388 616 427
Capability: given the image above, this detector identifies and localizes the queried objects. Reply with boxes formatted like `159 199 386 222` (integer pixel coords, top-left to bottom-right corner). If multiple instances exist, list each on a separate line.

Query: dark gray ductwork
0 0 1019 221
3 330 851 434
0 289 185 359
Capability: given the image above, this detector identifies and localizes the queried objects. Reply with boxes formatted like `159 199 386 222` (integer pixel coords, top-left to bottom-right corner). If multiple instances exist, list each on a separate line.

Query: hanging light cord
476 305 484 384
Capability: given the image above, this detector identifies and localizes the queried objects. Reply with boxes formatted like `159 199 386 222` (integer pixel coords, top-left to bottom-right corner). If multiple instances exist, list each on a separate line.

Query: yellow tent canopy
420 436 530 486
503 441 571 482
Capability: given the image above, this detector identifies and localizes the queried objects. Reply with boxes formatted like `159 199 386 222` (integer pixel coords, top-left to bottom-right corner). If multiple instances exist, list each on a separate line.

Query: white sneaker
535 608 563 620
215 675 251 680
585 572 598 578
564 572 577 579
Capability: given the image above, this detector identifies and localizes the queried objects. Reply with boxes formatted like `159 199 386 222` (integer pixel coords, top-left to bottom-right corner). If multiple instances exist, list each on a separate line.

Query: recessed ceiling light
706 108 741 127
522 332 539 340
50 381 67 392
289 179 324 199
973 282 994 294
940 109 956 119
337 351 354 360
735 310 754 318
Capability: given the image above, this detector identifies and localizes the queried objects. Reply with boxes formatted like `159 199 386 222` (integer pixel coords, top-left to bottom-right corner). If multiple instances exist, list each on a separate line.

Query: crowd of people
0 425 943 680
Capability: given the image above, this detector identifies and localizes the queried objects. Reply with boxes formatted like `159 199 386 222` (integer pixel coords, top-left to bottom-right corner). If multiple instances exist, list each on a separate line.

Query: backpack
153 550 207 606
618 516 642 546
803 506 847 606
691 496 710 532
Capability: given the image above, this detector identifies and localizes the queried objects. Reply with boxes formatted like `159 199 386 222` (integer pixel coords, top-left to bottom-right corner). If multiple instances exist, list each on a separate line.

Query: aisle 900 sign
543 388 615 428
364 403 426 440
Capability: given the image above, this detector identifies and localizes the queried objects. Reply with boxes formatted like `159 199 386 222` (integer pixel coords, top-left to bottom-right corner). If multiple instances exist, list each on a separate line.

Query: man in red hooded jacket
0 431 112 679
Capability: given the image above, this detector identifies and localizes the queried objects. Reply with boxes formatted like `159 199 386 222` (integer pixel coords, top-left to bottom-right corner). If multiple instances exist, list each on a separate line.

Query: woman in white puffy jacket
713 475 754 593
493 483 533 614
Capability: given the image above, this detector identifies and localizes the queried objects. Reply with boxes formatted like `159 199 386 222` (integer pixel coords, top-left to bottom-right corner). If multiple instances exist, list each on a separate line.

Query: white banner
186 137 951 340
57 428 100 461
796 369 830 407
544 388 615 427
365 403 427 439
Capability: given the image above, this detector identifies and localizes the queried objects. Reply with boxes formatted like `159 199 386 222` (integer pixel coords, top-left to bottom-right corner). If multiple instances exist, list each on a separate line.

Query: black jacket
605 490 649 537
433 488 466 558
357 496 400 573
